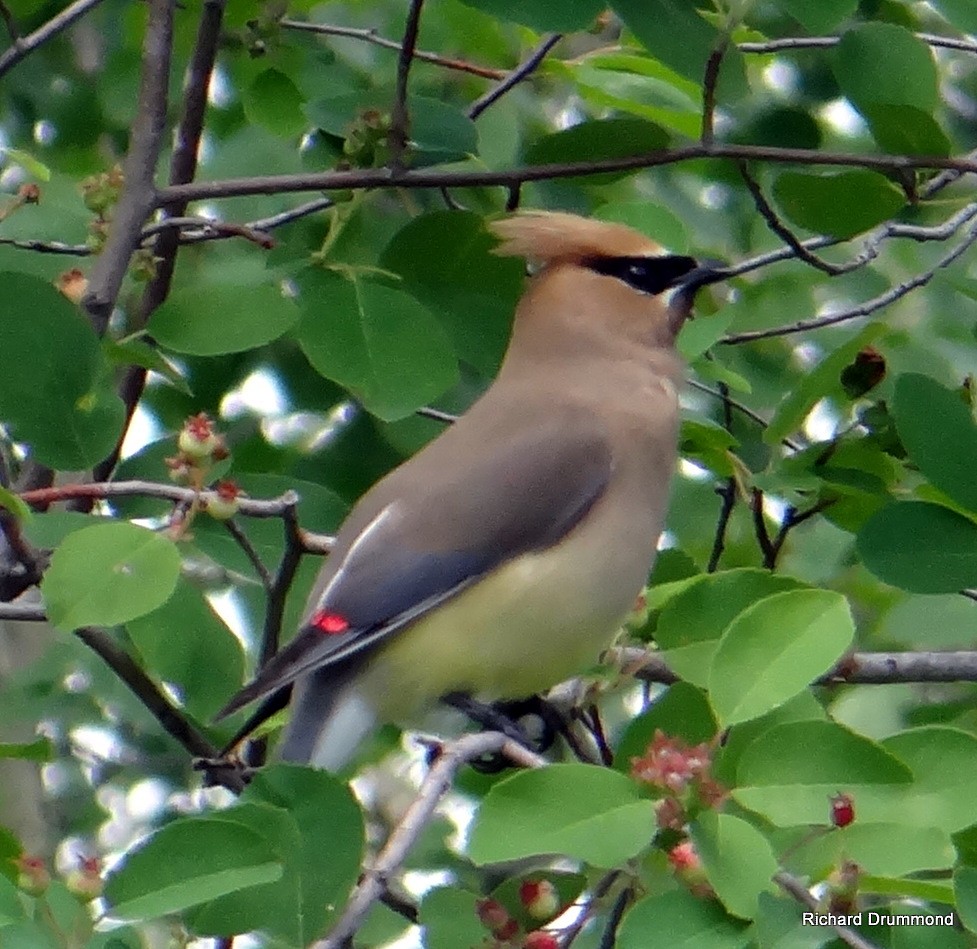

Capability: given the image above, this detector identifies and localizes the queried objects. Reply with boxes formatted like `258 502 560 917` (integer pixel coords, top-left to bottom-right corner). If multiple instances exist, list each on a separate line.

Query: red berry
830 792 855 828
519 879 560 920
523 931 559 949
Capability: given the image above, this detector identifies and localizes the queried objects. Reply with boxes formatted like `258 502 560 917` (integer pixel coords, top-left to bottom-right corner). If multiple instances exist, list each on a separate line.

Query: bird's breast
360 457 671 717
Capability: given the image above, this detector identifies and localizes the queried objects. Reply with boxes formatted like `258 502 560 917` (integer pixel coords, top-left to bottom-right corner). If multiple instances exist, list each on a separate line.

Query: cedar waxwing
216 211 725 770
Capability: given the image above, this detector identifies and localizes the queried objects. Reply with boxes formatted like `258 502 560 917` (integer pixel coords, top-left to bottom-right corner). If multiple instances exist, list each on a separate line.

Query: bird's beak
667 258 729 333
675 258 730 296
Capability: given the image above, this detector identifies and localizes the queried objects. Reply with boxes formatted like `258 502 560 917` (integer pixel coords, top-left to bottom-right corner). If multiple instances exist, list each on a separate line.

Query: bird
215 210 725 771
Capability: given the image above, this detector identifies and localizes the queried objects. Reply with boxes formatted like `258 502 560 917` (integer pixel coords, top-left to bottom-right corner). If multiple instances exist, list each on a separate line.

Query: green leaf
765 323 886 444
458 0 602 31
0 738 53 762
691 811 778 919
880 727 977 833
833 23 938 113
0 486 30 521
612 0 746 96
185 766 363 942
467 764 655 867
655 569 804 688
954 866 977 933
524 117 669 184
893 373 977 513
772 171 905 239
774 0 857 33
244 765 364 938
126 579 245 720
678 311 736 362
419 887 486 949
0 875 26 926
736 720 913 789
0 921 60 949
41 522 182 631
380 211 522 376
562 54 703 138
861 104 950 157
929 0 977 32
3 148 50 180
0 272 124 468
595 200 689 253
857 501 977 593
306 93 477 167
735 725 977 832
617 890 749 948
709 590 855 727
149 281 300 355
295 268 459 421
103 815 284 920
615 682 718 770
103 338 192 396
243 69 306 139
789 823 953 878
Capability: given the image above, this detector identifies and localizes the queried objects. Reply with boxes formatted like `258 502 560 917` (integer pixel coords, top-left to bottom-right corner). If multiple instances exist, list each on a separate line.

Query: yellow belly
359 532 650 718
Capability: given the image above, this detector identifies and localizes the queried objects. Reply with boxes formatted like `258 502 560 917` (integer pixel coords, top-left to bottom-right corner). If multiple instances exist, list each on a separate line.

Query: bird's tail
276 663 379 771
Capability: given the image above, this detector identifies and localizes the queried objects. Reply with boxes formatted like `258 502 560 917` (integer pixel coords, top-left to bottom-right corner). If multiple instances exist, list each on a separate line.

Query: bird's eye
584 255 698 295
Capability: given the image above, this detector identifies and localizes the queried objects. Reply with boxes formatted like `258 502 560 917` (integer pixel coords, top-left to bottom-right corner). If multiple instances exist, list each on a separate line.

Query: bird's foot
441 692 562 772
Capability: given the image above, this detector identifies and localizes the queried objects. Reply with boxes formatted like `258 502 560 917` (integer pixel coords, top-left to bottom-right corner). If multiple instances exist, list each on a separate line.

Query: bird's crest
489 211 665 266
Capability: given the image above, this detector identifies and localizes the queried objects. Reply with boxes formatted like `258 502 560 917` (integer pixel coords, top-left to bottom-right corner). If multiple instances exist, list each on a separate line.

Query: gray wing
215 408 612 720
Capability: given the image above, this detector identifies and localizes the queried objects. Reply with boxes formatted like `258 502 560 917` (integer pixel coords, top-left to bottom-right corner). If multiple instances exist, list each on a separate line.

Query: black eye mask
583 254 699 295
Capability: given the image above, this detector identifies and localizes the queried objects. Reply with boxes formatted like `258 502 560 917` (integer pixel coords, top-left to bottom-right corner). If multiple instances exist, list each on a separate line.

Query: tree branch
618 647 977 686
740 32 977 56
313 732 545 949
724 220 977 344
81 0 174 334
774 871 883 949
0 0 105 77
280 18 507 80
154 144 977 206
387 0 425 172
17 481 316 522
73 626 245 794
467 33 562 121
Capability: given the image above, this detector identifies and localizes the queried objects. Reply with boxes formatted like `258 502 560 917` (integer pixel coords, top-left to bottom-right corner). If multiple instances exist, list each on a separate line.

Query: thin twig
17 481 309 521
724 220 977 344
0 199 335 259
260 500 304 668
700 37 728 146
312 732 545 949
750 488 776 568
387 0 425 172
559 871 622 948
774 871 883 949
685 378 802 451
74 626 245 794
82 0 174 334
725 200 977 281
707 480 737 573
0 0 19 43
415 406 457 424
280 18 506 80
468 33 562 120
91 0 230 485
155 144 977 206
0 0 105 77
737 160 843 274
223 519 272 589
615 647 977 686
739 32 977 55
706 380 737 573
596 884 633 949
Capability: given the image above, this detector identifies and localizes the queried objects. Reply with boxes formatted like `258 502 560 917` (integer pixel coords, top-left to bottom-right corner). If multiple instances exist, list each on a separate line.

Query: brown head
490 211 724 354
